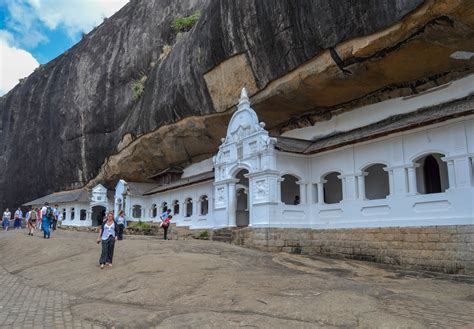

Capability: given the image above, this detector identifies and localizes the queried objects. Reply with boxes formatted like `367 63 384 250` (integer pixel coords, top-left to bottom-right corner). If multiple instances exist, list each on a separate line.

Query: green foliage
129 221 151 230
172 11 201 33
131 75 147 101
198 230 209 239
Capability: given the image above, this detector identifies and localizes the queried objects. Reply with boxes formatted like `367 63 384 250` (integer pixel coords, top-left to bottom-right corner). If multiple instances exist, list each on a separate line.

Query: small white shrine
25 76 474 230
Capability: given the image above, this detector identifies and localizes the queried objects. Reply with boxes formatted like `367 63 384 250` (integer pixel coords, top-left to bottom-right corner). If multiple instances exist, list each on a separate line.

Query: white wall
255 116 474 229
182 157 213 178
125 181 215 229
59 202 91 227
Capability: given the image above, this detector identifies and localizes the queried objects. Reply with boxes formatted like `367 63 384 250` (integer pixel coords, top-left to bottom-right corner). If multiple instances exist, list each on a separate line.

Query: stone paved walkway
0 230 472 328
0 267 103 329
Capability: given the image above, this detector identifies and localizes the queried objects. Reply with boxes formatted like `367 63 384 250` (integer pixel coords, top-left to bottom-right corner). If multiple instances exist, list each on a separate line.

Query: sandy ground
0 229 473 328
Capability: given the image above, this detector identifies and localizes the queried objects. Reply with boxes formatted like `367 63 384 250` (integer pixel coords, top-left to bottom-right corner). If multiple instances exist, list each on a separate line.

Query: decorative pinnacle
238 87 250 109
241 87 248 99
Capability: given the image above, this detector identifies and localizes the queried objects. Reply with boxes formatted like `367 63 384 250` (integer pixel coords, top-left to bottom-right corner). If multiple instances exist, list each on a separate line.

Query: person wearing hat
41 202 51 239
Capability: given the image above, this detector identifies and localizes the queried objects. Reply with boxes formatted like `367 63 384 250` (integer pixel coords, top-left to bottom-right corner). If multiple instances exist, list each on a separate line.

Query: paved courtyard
0 229 473 328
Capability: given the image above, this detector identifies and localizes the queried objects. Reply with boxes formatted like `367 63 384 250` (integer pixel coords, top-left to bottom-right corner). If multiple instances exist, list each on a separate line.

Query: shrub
129 221 151 230
198 230 209 239
131 75 147 101
172 11 201 33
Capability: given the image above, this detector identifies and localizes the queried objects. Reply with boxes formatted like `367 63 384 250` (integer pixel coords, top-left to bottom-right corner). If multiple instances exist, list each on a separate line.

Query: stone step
212 236 232 243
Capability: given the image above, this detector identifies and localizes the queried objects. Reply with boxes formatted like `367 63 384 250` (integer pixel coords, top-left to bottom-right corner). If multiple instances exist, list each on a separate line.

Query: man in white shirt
14 207 23 230
51 204 59 231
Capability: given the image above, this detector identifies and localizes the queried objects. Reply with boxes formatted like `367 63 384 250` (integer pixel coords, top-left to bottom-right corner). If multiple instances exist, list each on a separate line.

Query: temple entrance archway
92 206 106 227
235 169 249 227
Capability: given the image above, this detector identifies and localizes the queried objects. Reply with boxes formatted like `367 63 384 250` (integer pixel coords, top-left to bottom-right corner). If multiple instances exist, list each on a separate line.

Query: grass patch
131 75 147 101
172 11 201 33
159 44 173 61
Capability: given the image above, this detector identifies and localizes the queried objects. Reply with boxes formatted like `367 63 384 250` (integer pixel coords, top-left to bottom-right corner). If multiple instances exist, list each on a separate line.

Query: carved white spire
238 87 250 110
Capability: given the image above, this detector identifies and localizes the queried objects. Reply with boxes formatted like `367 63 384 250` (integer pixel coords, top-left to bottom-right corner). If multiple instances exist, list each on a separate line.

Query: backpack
46 207 54 219
30 211 37 221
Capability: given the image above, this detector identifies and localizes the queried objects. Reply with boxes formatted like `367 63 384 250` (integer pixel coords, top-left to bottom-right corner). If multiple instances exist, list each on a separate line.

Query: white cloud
4 0 48 48
4 0 129 48
26 0 129 36
0 0 129 95
0 37 39 96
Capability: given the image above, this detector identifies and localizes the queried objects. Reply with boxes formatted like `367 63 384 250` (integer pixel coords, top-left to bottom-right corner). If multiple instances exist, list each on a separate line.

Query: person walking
161 214 172 240
97 211 118 269
57 211 63 228
2 208 11 231
160 208 171 222
51 204 59 231
27 208 37 236
25 209 30 229
13 207 23 230
115 210 126 241
41 202 52 239
36 208 42 230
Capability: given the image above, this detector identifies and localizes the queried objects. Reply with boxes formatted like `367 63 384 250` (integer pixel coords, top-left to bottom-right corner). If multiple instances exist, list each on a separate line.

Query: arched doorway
281 174 300 205
415 153 448 194
92 206 106 227
235 169 249 227
323 172 342 204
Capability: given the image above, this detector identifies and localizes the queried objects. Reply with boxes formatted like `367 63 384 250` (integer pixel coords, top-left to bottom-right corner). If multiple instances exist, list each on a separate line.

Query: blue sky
0 0 129 95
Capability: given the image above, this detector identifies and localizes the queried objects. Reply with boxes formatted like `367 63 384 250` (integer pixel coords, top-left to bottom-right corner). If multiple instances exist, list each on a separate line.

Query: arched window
62 209 66 220
235 169 249 186
151 204 158 218
132 205 142 219
323 172 342 204
364 164 389 200
70 208 75 220
185 198 193 218
281 174 300 205
416 153 448 194
173 200 180 214
161 202 168 214
80 209 87 221
200 195 208 215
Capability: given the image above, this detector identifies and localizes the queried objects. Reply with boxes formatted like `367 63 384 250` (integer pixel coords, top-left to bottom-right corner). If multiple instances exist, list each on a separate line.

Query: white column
306 183 313 205
390 165 409 195
317 180 325 205
228 182 237 227
297 181 307 204
442 155 474 189
357 173 367 200
384 167 394 196
277 178 283 203
407 164 419 195
338 175 346 201
446 160 456 189
338 174 358 201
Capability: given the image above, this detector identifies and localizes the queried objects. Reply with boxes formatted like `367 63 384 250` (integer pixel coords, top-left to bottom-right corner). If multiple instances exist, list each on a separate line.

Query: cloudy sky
0 0 129 96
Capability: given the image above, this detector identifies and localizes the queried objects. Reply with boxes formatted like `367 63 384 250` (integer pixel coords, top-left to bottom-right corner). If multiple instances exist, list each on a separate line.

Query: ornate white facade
112 82 473 230
25 77 474 230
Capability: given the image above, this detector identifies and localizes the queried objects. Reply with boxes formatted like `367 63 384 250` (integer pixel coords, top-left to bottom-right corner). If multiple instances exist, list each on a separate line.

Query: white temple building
25 75 474 230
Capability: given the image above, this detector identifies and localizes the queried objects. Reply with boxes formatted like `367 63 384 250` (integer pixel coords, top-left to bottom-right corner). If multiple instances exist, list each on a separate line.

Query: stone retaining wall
60 224 209 240
230 225 474 274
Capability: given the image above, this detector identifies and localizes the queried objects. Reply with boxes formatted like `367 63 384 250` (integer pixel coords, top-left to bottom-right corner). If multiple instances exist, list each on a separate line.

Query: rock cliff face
1 0 473 209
